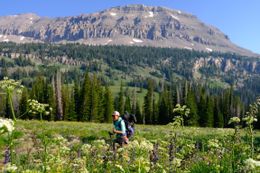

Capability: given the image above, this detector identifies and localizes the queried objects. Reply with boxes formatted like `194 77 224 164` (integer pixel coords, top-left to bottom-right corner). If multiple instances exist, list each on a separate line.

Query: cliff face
0 5 258 57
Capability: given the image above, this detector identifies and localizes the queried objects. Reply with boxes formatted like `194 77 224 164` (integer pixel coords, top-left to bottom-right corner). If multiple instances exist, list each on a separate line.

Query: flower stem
8 92 16 121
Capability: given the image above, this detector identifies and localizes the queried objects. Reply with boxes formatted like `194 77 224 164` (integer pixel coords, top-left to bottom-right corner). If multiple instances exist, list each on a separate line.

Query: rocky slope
0 4 257 57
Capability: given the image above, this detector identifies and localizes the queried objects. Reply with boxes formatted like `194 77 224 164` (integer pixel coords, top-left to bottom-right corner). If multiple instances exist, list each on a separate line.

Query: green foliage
2 119 259 172
103 86 114 123
185 90 199 126
143 79 155 124
0 77 24 121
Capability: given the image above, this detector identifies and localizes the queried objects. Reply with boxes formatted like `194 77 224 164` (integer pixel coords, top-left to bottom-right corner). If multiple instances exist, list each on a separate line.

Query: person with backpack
122 111 137 139
111 111 128 147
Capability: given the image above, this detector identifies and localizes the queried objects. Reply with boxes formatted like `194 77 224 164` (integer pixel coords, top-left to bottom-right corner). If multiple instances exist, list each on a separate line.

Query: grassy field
1 120 260 172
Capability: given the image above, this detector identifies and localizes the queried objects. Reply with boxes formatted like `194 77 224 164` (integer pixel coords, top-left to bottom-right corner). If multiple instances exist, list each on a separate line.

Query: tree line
1 73 260 129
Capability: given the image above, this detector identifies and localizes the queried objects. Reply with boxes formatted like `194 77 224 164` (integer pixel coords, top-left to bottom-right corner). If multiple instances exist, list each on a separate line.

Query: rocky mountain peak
0 4 257 57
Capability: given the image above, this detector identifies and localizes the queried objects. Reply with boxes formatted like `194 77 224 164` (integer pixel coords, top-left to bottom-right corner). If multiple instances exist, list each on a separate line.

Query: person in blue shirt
112 111 128 147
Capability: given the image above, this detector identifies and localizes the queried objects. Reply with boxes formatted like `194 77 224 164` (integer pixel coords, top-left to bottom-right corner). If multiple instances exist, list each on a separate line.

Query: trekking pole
108 131 117 160
108 131 114 150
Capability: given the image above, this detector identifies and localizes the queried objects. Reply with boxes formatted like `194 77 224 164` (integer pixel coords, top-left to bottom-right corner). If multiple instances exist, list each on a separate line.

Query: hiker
111 111 128 148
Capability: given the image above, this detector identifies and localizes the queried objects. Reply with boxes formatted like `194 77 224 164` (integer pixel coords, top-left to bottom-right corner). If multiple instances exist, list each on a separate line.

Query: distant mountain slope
0 4 258 57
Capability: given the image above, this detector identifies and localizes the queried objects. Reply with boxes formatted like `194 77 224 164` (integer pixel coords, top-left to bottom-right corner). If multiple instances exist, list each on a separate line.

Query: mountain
0 4 257 57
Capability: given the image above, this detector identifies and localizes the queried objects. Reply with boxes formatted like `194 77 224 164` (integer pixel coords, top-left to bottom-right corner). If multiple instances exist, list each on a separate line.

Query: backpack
121 112 137 138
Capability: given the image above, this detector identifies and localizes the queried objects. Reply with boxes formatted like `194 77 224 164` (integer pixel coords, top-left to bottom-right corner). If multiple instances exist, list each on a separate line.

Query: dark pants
113 137 125 150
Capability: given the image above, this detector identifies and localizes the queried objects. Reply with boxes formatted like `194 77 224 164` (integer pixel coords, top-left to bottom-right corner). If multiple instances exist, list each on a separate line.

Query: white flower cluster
0 77 23 94
2 163 18 172
243 116 257 125
81 144 91 155
52 134 68 145
115 164 125 172
207 139 221 149
28 99 51 115
128 139 153 151
0 118 15 134
172 158 182 167
244 158 260 170
173 104 190 117
228 117 241 124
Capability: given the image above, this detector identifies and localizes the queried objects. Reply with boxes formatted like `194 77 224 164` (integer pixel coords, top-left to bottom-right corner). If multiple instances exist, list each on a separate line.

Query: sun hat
112 111 120 116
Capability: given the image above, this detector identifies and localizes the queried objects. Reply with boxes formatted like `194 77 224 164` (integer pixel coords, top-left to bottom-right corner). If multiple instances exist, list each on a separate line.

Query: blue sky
0 0 259 54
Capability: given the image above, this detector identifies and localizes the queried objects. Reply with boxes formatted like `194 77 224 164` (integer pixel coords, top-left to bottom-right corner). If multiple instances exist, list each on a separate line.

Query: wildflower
81 144 91 154
228 117 240 124
115 164 125 172
3 163 18 173
27 99 51 120
22 170 40 173
243 116 257 125
172 158 182 167
140 140 153 151
0 118 15 134
207 139 221 149
53 134 67 144
244 158 260 170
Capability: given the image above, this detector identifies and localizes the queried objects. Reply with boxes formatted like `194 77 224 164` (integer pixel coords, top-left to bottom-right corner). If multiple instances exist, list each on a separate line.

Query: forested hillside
0 43 260 128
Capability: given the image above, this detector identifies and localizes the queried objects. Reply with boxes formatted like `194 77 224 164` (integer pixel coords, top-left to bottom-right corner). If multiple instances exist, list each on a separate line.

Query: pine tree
143 79 154 124
131 87 137 114
125 96 131 113
222 88 232 127
205 96 214 127
152 97 158 124
198 88 207 127
103 86 114 123
74 82 81 120
158 87 171 124
19 88 29 119
118 82 125 115
31 76 45 102
89 75 99 122
185 90 199 126
62 85 70 120
214 97 224 128
80 73 91 121
135 102 142 124
97 86 104 122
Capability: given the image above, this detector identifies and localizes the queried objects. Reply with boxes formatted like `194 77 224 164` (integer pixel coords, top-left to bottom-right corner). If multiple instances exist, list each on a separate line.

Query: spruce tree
80 73 91 121
125 96 131 113
158 88 170 124
205 96 214 127
118 82 125 115
143 79 154 124
97 86 105 122
74 82 81 120
62 85 70 120
89 75 99 122
19 88 29 119
185 90 199 126
214 97 224 128
103 86 114 123
198 88 207 127
31 76 45 102
135 102 142 124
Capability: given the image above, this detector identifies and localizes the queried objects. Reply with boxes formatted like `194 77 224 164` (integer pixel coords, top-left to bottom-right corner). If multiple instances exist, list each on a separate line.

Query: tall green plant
242 97 260 157
0 77 23 121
